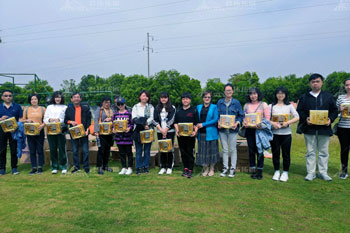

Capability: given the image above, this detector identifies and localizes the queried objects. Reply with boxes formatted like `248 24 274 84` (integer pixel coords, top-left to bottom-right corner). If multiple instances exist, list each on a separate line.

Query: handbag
332 122 338 136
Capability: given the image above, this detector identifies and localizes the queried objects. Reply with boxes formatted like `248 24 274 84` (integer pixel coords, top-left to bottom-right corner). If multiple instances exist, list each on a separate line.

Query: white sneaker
279 171 288 182
319 173 332 181
305 173 316 181
166 168 172 175
272 170 280 181
125 167 133 175
228 168 235 178
158 168 166 175
61 169 67 174
220 168 228 177
119 168 127 175
52 170 58 174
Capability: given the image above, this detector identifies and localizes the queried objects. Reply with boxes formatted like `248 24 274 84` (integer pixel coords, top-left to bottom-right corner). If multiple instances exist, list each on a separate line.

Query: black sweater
296 91 338 136
64 104 92 131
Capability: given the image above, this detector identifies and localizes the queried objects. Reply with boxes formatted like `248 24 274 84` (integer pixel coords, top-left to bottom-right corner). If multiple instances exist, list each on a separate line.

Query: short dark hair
28 94 40 104
181 92 192 99
138 90 151 103
202 91 212 98
309 73 324 82
224 83 234 91
344 78 350 85
1 89 13 95
100 96 111 106
49 91 65 105
246 87 263 103
71 92 81 98
156 91 172 113
272 87 290 106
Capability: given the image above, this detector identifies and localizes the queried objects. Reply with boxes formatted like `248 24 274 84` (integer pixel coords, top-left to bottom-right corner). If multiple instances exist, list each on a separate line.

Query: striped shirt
336 94 350 128
112 110 134 145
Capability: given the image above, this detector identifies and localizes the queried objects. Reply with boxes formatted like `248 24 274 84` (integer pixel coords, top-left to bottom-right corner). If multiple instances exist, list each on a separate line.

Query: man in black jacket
64 92 92 174
297 73 338 181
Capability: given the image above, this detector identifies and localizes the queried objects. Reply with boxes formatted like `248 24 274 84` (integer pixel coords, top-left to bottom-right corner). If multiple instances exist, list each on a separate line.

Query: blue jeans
71 136 89 170
134 140 152 169
27 130 45 168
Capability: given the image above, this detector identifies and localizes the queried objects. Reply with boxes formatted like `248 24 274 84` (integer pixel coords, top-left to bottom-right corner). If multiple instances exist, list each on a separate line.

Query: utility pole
143 32 153 78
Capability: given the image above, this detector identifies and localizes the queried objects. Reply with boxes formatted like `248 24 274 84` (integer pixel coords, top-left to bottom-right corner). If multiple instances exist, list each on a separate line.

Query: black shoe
84 168 90 174
250 172 257 179
182 168 188 177
103 166 113 172
37 168 43 174
257 169 263 180
339 172 348 179
71 168 80 174
187 170 193 179
143 167 149 174
136 168 142 175
97 167 104 175
29 168 37 175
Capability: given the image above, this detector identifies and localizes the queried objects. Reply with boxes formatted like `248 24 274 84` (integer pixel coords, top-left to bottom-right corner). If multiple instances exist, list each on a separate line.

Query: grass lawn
0 126 349 233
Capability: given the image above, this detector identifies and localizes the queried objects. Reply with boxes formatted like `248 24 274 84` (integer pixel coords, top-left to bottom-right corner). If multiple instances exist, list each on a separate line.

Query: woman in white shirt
132 90 154 175
269 87 299 182
43 91 68 174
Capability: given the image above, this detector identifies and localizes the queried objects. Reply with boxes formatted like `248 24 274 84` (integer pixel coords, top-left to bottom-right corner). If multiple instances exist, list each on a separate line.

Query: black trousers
177 136 196 171
117 144 133 168
157 132 175 169
0 129 18 170
96 134 114 168
246 128 264 169
337 127 350 173
270 134 292 171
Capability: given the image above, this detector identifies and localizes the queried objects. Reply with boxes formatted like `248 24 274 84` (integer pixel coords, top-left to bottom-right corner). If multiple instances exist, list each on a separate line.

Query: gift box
158 139 173 153
24 123 40 136
69 124 86 140
245 113 261 127
220 115 236 129
341 104 350 119
46 122 61 135
178 123 193 136
99 122 113 135
310 110 328 125
272 114 289 124
113 120 127 133
0 117 18 133
140 129 154 144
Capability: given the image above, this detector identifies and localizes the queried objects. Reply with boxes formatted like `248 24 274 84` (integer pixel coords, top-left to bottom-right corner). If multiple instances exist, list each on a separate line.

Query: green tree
228 71 260 105
60 79 77 93
204 78 224 104
120 74 152 107
324 71 350 98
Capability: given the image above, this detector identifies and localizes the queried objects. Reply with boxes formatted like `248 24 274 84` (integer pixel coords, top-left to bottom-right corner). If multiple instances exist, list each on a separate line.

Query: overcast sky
0 0 349 89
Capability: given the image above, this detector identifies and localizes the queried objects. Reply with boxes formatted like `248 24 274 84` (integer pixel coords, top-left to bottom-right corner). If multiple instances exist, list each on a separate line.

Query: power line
1 0 191 31
155 33 350 53
143 33 154 78
2 0 274 38
1 1 340 43
154 17 350 42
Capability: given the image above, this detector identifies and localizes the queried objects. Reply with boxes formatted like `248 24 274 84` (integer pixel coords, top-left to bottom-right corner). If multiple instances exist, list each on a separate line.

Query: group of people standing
0 73 350 182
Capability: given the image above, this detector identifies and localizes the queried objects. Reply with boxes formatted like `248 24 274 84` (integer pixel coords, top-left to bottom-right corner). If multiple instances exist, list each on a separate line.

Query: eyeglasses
117 103 124 106
3 95 12 97
224 90 233 93
203 96 211 99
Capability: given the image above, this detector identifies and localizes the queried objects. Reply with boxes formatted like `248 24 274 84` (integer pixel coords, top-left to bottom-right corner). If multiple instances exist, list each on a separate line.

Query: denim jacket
217 98 244 133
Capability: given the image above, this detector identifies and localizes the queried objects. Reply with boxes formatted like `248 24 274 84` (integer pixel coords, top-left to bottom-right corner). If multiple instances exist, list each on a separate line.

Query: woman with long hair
43 91 68 174
132 90 154 175
153 92 176 175
269 87 299 182
336 78 350 179
22 94 46 175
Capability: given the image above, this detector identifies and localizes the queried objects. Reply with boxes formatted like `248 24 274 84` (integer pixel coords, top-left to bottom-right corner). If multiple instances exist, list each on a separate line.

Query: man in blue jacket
297 73 338 181
0 90 23 175
217 84 244 178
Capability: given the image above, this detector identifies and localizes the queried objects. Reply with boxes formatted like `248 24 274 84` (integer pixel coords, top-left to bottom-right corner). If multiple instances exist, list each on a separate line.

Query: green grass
0 126 349 233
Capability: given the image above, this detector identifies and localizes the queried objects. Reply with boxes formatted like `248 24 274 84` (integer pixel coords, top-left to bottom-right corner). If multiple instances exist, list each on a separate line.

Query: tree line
1 70 349 107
